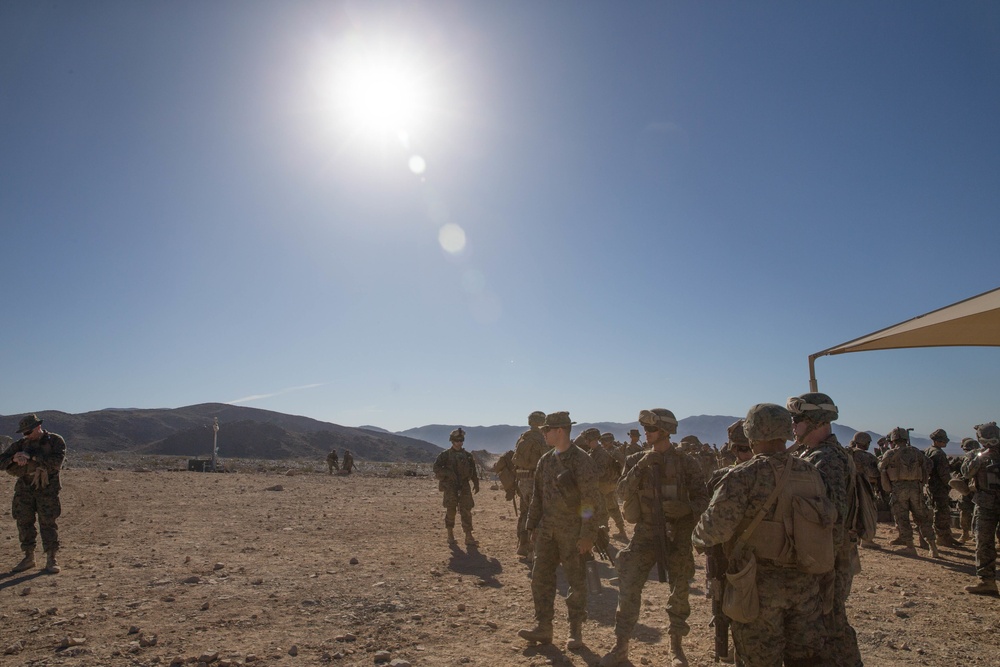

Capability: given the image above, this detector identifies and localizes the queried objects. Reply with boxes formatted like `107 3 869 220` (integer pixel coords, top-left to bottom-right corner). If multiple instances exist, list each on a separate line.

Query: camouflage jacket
879 443 929 488
796 434 850 548
2 431 66 490
512 428 547 472
850 448 880 485
923 445 951 491
433 447 479 490
694 451 819 558
963 447 1000 509
526 445 601 542
619 447 709 527
587 444 621 493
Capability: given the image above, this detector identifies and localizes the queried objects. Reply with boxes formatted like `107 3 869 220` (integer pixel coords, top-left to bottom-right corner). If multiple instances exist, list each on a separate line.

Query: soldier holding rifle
433 428 479 546
600 408 708 667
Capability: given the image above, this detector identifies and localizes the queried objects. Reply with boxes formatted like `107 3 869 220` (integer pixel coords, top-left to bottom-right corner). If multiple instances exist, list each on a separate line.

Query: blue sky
2 1 998 439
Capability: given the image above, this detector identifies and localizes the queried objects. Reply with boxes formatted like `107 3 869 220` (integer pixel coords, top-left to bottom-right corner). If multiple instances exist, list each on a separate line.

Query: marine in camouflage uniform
962 422 1000 595
341 450 355 473
622 428 643 456
433 428 480 546
694 404 827 667
594 433 628 540
787 393 863 667
326 449 339 474
519 412 601 651
600 409 708 667
879 427 937 556
3 414 66 573
924 429 960 547
848 433 880 549
513 411 549 557
956 438 981 543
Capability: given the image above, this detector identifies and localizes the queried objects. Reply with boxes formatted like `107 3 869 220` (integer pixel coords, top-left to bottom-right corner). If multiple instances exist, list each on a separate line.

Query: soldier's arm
684 455 711 517
693 467 751 549
525 457 545 531
575 453 603 543
36 434 66 473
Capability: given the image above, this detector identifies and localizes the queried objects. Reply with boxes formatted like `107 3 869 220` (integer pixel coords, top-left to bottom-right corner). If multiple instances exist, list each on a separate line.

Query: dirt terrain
1 459 998 667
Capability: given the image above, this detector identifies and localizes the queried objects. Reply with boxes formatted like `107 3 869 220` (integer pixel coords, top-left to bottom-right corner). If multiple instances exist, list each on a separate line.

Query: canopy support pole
808 353 820 393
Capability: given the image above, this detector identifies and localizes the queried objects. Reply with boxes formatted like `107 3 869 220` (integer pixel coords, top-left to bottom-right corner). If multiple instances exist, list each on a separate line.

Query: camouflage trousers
731 564 825 667
442 489 474 533
612 521 694 639
890 482 934 545
530 522 588 628
818 546 863 667
959 495 975 532
973 506 1000 580
516 474 534 547
603 491 625 531
13 479 61 553
926 486 952 537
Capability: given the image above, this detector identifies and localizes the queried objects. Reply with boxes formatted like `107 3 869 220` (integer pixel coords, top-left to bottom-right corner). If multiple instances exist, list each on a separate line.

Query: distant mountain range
1 407 958 463
0 404 443 463
396 416 947 455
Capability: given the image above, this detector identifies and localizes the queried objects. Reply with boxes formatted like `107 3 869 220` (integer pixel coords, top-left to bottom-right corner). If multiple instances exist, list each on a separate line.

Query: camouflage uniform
433 437 479 541
849 448 879 490
342 450 354 473
326 450 339 474
591 436 625 535
797 434 862 667
879 441 935 547
694 450 826 667
924 437 954 542
613 446 708 640
525 444 601 635
962 425 1000 590
3 423 66 559
958 440 981 538
513 425 549 554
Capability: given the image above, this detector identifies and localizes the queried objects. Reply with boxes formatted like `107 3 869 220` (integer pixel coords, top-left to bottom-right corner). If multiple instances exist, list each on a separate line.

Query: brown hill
0 404 442 462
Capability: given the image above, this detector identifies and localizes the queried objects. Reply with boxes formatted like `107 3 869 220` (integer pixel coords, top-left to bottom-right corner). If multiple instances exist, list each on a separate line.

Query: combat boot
959 528 971 543
899 544 917 556
517 624 552 645
938 532 962 548
918 535 929 550
44 550 60 574
516 536 531 557
566 619 583 650
964 578 998 595
669 633 689 667
464 530 478 546
929 540 940 559
446 527 457 545
889 536 908 546
12 550 35 573
598 637 629 667
861 537 880 549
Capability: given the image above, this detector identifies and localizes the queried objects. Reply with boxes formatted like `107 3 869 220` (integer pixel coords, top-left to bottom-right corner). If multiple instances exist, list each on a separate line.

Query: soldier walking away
786 392 863 667
849 432 881 549
326 449 340 474
925 429 962 547
518 411 601 652
694 404 830 667
955 437 981 543
879 427 938 557
341 450 355 474
433 429 480 546
600 409 708 667
962 422 1000 595
512 411 548 558
1 414 66 574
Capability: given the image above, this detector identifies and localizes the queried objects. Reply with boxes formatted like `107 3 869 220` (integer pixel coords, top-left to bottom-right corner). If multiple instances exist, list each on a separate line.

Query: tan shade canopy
809 286 1000 390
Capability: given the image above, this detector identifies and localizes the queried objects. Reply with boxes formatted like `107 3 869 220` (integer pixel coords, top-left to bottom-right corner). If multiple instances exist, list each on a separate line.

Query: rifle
650 459 671 583
593 525 615 565
705 544 730 662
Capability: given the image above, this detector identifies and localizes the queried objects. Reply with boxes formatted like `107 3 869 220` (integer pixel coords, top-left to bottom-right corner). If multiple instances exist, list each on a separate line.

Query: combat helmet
786 392 839 423
600 432 615 444
743 404 793 442
929 428 949 444
851 432 872 449
975 422 1000 448
679 435 702 449
727 419 749 446
961 437 981 452
638 408 678 435
528 411 546 428
17 414 42 435
887 427 911 444
449 428 466 442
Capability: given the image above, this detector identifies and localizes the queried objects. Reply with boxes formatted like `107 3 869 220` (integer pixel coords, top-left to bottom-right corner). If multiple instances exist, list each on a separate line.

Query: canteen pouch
722 552 759 623
791 495 836 574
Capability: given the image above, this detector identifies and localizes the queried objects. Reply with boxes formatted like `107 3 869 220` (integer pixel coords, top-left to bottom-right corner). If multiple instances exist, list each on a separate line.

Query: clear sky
2 1 998 439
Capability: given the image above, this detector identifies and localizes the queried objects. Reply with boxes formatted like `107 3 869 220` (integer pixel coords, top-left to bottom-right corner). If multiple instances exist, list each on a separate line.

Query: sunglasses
642 424 659 433
791 415 806 424
735 445 752 452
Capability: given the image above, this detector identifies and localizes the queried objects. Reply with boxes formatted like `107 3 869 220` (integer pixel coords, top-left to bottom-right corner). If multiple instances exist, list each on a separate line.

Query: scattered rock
198 651 220 663
288 644 299 656
201 601 211 611
128 626 140 634
374 649 391 663
181 575 202 584
457 603 466 612
252 578 264 585
59 637 87 648
213 562 225 570
389 660 411 667
350 557 360 565
4 640 25 655
485 621 498 629
139 634 158 647
19 587 30 597
893 608 910 618
265 485 284 492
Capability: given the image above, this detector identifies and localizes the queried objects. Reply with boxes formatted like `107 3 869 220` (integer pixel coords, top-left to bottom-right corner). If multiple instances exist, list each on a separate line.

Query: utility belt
887 465 923 482
515 469 534 482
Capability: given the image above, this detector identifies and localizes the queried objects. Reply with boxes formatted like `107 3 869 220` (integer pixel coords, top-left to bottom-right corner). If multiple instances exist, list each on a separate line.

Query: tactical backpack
493 450 518 500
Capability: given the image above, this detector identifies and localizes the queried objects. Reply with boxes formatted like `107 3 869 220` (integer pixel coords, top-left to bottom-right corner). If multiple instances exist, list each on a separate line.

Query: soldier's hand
12 451 29 466
577 537 594 555
662 500 692 519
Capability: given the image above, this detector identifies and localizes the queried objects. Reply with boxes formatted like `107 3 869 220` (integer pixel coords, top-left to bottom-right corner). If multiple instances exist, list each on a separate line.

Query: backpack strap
732 458 793 555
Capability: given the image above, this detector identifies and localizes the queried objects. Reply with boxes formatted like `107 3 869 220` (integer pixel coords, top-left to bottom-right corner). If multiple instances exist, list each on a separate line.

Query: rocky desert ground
1 456 998 667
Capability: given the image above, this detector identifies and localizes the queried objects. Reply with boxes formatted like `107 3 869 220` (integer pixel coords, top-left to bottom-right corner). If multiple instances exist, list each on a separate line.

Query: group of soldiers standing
847 420 1000 594
444 399 1000 667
